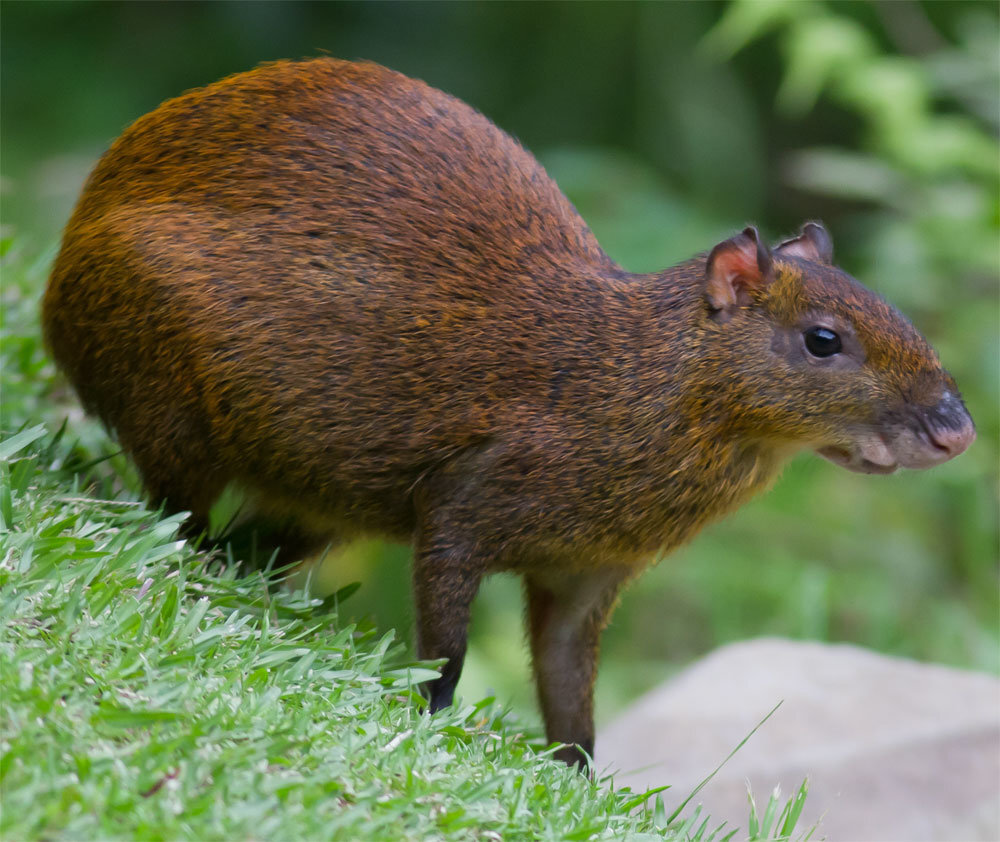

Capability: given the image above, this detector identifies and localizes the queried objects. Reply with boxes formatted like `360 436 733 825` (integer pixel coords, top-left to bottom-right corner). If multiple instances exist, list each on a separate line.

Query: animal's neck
635 426 787 558
594 270 792 556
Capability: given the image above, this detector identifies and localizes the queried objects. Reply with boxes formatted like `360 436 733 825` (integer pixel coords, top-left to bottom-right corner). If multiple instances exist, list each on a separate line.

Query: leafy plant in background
739 4 999 514
706 0 997 389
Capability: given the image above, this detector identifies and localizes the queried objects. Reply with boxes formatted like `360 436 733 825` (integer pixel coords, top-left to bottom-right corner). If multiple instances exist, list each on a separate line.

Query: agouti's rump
43 58 975 767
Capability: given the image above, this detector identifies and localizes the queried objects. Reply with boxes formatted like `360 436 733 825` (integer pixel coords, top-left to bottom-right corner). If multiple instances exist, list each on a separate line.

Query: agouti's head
697 222 974 473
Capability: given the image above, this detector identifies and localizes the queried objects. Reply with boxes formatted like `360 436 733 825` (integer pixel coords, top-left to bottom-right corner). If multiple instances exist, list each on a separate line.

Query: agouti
43 58 975 768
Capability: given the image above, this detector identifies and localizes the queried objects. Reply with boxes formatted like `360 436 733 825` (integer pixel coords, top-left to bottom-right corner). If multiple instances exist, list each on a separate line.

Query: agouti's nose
926 392 976 458
928 421 975 458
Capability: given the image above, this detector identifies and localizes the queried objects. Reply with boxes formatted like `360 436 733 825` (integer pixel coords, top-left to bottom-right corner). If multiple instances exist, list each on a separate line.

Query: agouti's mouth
817 445 899 475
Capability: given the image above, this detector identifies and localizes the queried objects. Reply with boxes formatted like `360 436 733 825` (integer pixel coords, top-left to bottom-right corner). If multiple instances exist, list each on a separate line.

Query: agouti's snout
43 58 974 768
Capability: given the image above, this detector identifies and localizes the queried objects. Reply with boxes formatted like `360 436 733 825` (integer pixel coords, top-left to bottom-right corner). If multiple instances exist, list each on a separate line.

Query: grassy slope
1 251 811 840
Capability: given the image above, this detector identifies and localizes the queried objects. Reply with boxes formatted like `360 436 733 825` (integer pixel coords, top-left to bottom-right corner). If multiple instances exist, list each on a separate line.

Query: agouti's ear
705 226 774 315
774 221 833 264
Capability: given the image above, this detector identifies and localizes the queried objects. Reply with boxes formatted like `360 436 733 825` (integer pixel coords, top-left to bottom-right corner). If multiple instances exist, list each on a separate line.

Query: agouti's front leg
412 530 486 712
525 569 626 769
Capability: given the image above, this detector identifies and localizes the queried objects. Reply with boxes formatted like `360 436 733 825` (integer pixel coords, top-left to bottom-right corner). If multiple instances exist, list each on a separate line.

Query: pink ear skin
774 221 833 264
705 225 774 317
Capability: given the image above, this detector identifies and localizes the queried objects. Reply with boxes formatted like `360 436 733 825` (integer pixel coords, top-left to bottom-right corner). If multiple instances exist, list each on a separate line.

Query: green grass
0 425 810 842
1 249 813 840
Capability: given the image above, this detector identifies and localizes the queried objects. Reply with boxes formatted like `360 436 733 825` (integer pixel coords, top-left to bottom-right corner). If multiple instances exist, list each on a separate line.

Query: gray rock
597 638 1000 842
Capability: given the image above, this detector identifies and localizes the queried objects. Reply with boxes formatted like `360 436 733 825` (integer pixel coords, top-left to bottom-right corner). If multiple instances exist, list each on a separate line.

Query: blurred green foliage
2 1 997 726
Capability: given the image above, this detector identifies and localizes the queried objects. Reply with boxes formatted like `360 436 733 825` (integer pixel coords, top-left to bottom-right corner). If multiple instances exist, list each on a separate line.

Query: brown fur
43 58 973 768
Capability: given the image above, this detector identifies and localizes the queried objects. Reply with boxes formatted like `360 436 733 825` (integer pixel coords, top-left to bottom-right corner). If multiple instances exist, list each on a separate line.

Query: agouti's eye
804 326 842 357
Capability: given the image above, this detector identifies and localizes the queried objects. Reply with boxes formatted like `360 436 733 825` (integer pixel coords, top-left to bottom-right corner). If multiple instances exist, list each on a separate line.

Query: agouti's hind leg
123 429 226 542
141 465 225 543
524 570 625 769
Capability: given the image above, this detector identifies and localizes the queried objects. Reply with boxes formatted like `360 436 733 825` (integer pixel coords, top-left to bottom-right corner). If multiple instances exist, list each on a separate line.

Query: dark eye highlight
804 326 842 357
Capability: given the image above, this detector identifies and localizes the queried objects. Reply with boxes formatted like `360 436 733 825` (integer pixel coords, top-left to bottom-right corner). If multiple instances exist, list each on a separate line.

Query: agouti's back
45 58 628 538
44 58 974 767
